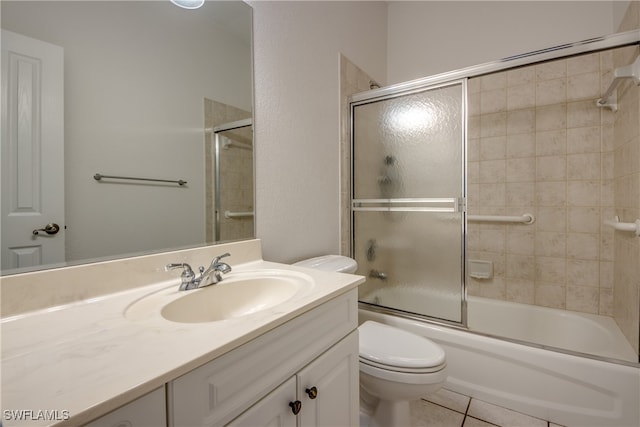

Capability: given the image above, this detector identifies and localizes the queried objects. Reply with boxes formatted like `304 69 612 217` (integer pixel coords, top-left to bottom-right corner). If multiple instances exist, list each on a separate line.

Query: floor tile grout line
461 398 471 427
465 415 502 427
422 393 558 427
419 397 469 416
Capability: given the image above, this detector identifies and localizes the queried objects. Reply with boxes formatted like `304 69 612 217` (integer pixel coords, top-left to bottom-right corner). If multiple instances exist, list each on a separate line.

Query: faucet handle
211 252 231 266
166 262 194 273
166 263 198 290
210 253 232 282
210 253 231 272
166 263 196 280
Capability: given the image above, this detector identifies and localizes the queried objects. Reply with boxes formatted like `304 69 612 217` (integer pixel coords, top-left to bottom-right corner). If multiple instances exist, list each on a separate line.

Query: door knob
32 223 60 236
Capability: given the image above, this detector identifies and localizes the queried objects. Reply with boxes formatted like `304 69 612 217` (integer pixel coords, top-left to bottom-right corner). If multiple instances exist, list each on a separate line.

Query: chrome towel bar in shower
93 173 187 186
468 213 535 224
224 210 254 219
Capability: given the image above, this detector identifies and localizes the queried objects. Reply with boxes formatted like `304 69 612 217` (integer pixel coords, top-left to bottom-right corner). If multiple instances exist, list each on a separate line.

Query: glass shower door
214 119 254 243
352 81 465 324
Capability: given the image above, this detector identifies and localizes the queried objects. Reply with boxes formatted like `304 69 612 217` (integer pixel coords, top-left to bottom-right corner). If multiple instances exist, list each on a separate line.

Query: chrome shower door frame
350 79 468 326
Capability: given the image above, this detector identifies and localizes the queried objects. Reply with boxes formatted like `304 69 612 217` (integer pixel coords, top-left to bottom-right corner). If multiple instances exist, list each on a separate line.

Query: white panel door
1 30 65 271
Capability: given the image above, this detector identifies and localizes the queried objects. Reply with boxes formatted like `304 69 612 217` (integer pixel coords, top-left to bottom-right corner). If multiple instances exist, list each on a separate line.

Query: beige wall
387 1 617 84
251 1 388 263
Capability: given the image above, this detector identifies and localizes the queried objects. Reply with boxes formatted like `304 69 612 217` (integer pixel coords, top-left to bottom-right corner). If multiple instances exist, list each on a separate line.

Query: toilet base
373 400 411 426
360 410 378 427
360 401 412 427
361 387 412 426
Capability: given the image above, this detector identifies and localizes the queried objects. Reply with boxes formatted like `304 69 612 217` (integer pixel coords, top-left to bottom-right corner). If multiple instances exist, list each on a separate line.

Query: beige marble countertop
1 257 363 426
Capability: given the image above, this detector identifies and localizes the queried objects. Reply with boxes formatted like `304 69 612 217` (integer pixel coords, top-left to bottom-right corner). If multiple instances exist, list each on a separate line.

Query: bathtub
467 296 638 363
359 295 640 427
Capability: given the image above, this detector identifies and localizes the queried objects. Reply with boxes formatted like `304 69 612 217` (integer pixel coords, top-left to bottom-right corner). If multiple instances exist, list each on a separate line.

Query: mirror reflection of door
1 30 65 270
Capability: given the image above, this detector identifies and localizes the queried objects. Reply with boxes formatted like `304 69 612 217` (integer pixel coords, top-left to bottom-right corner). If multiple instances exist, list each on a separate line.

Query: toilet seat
359 358 447 386
359 357 445 374
359 321 446 370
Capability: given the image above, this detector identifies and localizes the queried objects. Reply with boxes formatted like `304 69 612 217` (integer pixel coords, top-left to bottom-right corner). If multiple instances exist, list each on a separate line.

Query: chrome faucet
166 253 232 291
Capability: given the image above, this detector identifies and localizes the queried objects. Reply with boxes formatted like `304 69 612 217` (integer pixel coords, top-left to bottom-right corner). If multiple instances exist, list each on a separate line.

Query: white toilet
293 255 448 426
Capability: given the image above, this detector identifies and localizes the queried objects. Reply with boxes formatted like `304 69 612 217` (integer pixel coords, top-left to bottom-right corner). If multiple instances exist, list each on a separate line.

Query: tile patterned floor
409 388 565 427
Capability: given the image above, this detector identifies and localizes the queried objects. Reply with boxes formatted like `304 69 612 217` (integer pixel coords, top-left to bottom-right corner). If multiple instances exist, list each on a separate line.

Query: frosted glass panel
355 211 463 323
352 81 464 324
353 84 463 199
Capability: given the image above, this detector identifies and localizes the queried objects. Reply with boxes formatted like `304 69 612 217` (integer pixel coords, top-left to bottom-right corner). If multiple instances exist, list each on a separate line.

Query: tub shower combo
350 31 640 427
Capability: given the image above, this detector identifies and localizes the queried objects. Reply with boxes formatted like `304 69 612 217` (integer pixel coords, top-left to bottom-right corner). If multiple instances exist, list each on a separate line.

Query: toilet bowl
359 320 447 426
293 255 448 426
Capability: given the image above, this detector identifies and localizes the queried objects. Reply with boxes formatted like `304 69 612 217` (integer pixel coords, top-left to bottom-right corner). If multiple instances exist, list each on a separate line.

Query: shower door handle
352 198 460 212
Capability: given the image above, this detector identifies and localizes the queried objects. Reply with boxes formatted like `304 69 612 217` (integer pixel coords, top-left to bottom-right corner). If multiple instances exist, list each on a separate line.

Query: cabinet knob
289 400 302 415
305 386 318 399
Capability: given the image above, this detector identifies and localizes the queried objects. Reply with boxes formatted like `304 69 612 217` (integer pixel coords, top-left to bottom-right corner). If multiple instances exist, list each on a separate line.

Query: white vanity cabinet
84 387 166 427
169 289 359 427
228 331 359 427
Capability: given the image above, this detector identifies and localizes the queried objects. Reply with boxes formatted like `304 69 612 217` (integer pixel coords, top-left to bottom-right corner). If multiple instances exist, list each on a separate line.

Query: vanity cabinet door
297 331 359 427
226 331 359 427
226 377 297 427
84 387 166 427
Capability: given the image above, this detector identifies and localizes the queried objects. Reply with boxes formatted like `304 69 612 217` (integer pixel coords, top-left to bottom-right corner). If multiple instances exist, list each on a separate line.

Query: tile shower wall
612 1 639 353
469 3 639 353
466 49 619 315
204 99 253 243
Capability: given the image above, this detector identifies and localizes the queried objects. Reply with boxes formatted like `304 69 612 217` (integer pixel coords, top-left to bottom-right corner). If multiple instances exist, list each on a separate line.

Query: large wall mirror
1 1 254 275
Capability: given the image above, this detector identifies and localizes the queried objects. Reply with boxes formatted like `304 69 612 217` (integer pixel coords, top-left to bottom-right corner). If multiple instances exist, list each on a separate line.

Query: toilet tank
292 255 358 274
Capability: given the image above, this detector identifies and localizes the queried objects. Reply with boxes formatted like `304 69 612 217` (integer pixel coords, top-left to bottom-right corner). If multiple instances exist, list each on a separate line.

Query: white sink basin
125 269 314 323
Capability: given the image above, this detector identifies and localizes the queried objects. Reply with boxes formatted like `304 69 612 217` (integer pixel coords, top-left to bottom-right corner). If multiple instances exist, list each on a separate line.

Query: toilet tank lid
359 321 446 369
292 255 357 273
